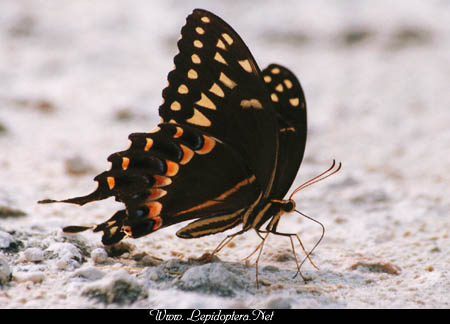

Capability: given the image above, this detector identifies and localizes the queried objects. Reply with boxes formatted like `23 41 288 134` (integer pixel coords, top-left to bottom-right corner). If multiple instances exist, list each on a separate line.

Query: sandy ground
0 0 449 308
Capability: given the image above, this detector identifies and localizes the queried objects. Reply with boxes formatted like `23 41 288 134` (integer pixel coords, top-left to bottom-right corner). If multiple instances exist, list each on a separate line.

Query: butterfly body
40 9 308 248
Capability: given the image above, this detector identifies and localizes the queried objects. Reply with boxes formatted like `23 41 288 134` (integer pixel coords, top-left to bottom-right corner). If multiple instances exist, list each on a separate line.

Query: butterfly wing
261 64 307 199
159 9 279 197
40 9 285 244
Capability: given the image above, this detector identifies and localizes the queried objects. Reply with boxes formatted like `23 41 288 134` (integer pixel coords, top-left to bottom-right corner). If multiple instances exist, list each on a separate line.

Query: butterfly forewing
159 9 279 196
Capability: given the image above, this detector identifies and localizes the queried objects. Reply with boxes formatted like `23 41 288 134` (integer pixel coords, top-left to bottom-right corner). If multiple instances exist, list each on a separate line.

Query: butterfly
39 8 340 282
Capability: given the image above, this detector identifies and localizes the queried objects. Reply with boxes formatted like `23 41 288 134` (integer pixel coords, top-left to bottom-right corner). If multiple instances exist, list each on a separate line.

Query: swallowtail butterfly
40 9 340 281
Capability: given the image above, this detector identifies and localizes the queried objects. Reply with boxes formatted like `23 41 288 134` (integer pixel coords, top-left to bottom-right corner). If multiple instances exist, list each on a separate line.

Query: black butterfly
40 9 340 280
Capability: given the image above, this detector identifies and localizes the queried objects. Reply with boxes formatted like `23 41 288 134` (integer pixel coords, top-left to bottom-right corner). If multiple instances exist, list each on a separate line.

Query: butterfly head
281 199 296 213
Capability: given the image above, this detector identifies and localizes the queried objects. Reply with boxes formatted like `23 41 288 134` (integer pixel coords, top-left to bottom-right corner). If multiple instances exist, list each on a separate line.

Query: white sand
0 0 449 308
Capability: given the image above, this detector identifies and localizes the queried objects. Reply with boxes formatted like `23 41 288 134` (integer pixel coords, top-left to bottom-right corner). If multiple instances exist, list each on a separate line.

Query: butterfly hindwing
262 64 307 199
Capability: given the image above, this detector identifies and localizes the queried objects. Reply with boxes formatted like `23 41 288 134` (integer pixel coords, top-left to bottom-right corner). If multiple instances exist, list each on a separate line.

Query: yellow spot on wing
238 59 253 73
216 39 226 50
214 52 227 65
171 101 181 111
275 84 283 92
193 40 203 48
280 127 296 133
209 83 225 98
219 72 236 89
186 108 211 127
222 33 233 45
196 92 216 110
289 98 300 107
271 67 280 74
271 93 279 102
201 16 210 23
283 79 293 89
195 27 205 35
178 84 189 94
240 99 263 109
264 75 272 83
191 54 201 64
187 69 198 79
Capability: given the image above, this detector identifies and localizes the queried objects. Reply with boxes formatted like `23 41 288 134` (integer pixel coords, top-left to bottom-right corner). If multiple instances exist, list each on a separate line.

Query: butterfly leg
242 230 267 261
209 231 242 258
253 231 270 289
264 229 319 282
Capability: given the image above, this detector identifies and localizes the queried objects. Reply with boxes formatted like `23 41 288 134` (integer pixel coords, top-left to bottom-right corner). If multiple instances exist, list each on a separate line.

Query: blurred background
0 0 449 308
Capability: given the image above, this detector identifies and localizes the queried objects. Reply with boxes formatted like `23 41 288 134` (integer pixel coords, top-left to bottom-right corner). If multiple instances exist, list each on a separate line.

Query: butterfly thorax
242 198 296 233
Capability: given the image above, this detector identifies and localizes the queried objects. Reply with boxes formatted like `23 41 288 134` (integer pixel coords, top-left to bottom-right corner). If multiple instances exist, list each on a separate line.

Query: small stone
265 297 292 309
73 266 105 281
15 271 45 283
23 247 44 262
46 242 83 270
0 231 14 249
178 263 246 297
0 256 11 285
91 248 108 264
81 269 143 305
350 261 401 275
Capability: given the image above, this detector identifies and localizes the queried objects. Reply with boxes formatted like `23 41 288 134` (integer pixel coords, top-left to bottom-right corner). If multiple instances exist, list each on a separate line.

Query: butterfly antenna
289 160 342 200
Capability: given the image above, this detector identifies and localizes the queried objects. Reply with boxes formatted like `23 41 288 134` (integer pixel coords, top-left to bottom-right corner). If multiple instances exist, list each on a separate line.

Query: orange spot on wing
144 138 154 151
122 157 130 170
180 144 194 165
196 135 216 155
166 160 179 176
107 177 115 190
173 126 183 138
146 189 167 201
154 175 172 187
147 201 162 217
151 216 163 231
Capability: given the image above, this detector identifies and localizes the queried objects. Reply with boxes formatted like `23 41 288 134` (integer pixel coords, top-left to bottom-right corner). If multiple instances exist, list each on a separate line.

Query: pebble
14 271 45 283
73 266 105 281
23 247 44 262
91 248 108 264
178 263 246 297
46 242 83 270
265 296 293 309
81 269 143 305
0 231 14 249
0 255 11 284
